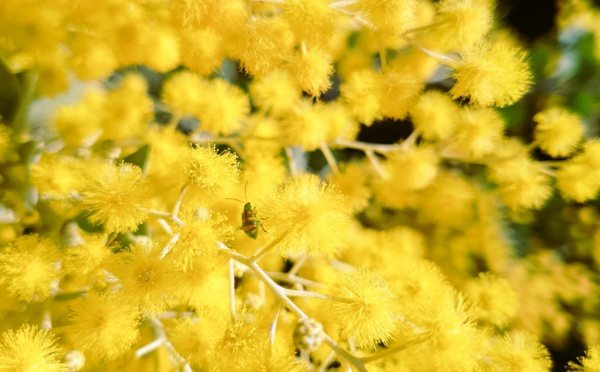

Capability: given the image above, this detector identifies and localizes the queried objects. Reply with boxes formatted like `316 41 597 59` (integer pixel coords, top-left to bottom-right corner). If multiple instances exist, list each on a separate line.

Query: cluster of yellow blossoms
1 0 600 371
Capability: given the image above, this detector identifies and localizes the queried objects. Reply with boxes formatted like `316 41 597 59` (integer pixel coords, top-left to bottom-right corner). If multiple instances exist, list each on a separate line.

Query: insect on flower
227 183 267 240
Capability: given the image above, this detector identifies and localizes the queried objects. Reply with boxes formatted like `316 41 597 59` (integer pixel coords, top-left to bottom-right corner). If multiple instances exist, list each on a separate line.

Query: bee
228 183 266 240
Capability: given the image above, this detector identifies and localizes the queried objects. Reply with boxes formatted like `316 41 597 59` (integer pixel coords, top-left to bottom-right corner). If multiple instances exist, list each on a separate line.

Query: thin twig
318 351 337 372
365 150 387 179
289 255 307 276
172 182 190 217
265 271 324 287
402 35 459 65
229 258 237 321
249 231 289 263
361 336 425 364
283 288 331 300
400 129 420 149
217 242 367 372
320 142 340 174
160 233 180 259
333 139 399 154
156 218 173 235
285 147 299 176
269 305 282 347
135 338 164 358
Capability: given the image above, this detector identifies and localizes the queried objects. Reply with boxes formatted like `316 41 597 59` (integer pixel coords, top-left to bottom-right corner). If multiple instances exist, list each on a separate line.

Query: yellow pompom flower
340 70 382 126
81 162 153 233
52 90 104 148
110 241 179 315
287 47 333 97
0 234 59 302
69 38 117 80
0 324 66 371
450 41 532 107
162 71 209 116
179 255 230 315
377 68 423 120
109 13 152 67
337 48 373 80
170 0 247 33
448 107 504 158
342 225 425 278
534 107 584 157
168 317 224 368
487 331 552 371
31 154 86 202
0 2 63 57
568 345 600 371
144 26 180 73
68 293 141 361
36 52 70 97
260 174 351 257
556 140 600 202
412 296 479 371
410 90 459 140
145 125 189 186
180 27 224 76
372 177 418 210
195 78 250 136
353 0 417 35
417 171 475 226
428 0 492 50
250 70 301 117
241 17 295 78
282 0 339 47
208 315 264 370
329 268 399 349
62 233 110 278
465 272 517 328
327 162 373 212
100 74 153 141
186 144 241 196
320 101 357 142
240 153 287 197
489 157 552 209
280 101 329 151
171 208 235 271
385 146 439 190
242 114 282 156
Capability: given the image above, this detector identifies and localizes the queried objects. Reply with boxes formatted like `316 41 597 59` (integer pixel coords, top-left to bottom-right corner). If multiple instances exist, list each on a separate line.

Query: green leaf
0 59 21 124
74 211 104 233
122 144 150 172
17 140 43 164
568 91 596 118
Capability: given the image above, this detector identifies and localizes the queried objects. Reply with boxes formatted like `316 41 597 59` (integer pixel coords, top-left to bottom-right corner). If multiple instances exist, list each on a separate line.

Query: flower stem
365 149 387 179
172 182 190 217
361 335 426 364
135 338 163 358
320 142 340 174
218 242 367 371
333 139 399 154
265 271 324 287
228 258 237 322
269 304 282 347
285 146 300 176
283 288 331 299
249 231 288 263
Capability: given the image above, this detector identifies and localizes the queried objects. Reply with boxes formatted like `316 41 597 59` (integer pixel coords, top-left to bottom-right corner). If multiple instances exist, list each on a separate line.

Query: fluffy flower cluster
0 0 599 371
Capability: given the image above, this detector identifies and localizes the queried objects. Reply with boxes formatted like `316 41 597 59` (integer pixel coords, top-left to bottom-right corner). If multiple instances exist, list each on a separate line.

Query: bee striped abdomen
241 202 259 239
